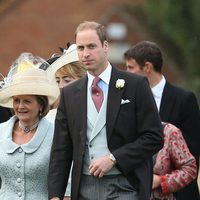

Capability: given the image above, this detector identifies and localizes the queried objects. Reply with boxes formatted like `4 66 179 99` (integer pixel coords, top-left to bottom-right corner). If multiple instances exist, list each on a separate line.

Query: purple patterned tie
92 77 104 112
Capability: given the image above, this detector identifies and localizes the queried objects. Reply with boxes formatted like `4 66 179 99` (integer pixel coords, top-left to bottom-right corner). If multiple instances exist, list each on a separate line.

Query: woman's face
13 95 41 123
55 73 76 89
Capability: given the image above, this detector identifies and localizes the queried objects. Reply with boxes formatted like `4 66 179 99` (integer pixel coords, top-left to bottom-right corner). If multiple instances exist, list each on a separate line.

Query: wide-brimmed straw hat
0 53 60 108
45 44 79 80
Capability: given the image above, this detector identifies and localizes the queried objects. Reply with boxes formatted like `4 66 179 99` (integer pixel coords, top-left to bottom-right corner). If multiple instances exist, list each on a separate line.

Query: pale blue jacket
0 116 54 200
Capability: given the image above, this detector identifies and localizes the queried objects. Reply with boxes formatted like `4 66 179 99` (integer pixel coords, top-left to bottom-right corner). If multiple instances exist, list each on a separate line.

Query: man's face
126 58 145 76
76 29 108 76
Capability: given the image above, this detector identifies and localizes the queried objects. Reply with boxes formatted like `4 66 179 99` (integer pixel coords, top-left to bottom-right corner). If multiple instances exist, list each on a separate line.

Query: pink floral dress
151 123 197 200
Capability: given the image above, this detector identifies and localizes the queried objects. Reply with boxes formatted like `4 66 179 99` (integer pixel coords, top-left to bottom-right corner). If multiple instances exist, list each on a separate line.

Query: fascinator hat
40 43 79 80
0 53 60 108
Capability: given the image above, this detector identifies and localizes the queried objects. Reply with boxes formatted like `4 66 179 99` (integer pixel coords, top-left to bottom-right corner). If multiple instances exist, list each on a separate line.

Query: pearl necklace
19 121 39 133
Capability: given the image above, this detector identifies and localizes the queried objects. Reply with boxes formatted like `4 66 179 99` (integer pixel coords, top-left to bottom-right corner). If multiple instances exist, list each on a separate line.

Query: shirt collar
87 63 112 87
3 117 51 154
151 75 166 98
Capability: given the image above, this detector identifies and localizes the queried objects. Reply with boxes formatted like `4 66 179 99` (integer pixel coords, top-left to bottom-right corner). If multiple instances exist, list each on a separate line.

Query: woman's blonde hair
55 61 86 79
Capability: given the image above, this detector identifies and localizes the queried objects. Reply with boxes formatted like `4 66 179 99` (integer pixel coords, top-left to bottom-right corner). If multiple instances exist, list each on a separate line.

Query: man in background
124 40 200 200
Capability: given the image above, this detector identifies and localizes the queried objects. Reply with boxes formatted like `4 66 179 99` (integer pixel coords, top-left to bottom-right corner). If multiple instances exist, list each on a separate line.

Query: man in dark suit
0 106 12 123
48 21 163 200
124 40 200 200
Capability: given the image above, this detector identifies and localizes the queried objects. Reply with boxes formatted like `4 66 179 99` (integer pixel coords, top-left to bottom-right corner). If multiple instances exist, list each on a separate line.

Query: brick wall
0 0 180 83
0 0 130 74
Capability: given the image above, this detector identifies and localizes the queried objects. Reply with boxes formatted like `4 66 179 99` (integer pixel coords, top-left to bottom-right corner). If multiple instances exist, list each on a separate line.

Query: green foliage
128 0 200 101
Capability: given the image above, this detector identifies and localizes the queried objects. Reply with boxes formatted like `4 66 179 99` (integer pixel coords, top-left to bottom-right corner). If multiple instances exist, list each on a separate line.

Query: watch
109 153 116 164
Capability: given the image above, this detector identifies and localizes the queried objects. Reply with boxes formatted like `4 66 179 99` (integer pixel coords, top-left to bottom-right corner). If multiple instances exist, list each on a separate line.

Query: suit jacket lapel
106 67 124 142
87 94 97 126
74 76 88 146
160 81 174 121
76 68 125 143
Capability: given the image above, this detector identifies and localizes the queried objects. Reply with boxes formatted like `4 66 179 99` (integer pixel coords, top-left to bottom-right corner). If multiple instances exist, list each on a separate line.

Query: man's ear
144 61 153 73
103 41 109 52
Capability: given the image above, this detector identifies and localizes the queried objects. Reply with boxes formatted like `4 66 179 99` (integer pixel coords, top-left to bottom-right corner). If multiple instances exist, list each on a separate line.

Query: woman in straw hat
40 43 86 200
0 53 60 200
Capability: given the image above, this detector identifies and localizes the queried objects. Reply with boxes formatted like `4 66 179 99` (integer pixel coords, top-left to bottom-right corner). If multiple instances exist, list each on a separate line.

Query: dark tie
92 77 104 112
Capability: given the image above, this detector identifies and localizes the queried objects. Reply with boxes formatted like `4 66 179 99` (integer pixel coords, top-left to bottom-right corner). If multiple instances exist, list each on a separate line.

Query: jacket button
17 192 22 197
16 163 21 168
17 178 21 183
18 148 23 153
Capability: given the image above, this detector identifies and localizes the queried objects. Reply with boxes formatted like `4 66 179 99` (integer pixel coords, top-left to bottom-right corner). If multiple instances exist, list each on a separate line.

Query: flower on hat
0 53 47 90
0 53 60 108
17 60 34 72
116 79 125 89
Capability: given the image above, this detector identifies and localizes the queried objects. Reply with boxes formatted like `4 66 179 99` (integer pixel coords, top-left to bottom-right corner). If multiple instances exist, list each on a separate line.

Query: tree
127 0 200 102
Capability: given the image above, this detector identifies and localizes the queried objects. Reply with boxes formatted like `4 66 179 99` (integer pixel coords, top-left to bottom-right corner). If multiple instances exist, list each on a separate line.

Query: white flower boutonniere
116 79 125 89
